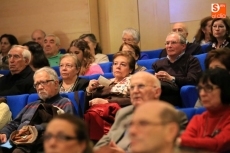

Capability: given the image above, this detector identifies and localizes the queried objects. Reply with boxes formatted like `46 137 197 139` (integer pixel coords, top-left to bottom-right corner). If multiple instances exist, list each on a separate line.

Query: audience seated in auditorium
43 34 62 67
195 48 230 108
94 71 188 152
44 114 93 153
79 34 109 64
23 41 50 71
0 45 36 96
59 53 89 93
68 38 103 76
193 16 212 46
129 101 180 153
153 32 202 107
122 28 149 60
119 43 146 72
0 67 75 153
159 23 202 58
179 68 230 152
31 29 46 47
0 34 19 70
206 17 230 52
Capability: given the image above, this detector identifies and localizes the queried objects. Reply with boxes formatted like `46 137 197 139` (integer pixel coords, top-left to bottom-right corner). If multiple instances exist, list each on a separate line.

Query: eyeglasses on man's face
165 41 180 46
196 84 219 93
33 80 54 88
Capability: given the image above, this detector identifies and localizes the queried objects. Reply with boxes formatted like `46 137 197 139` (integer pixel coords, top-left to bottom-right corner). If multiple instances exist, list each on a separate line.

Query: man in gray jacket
94 71 188 152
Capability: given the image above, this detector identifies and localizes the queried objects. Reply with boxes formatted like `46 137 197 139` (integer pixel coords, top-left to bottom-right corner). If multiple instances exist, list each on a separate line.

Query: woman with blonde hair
59 54 89 93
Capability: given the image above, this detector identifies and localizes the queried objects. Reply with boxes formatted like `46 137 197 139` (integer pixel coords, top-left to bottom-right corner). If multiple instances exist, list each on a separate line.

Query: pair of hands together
155 71 174 82
0 127 33 143
87 79 108 106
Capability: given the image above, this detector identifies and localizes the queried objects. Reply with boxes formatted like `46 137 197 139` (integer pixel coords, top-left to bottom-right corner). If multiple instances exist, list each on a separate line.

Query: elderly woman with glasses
178 68 230 152
44 114 93 153
59 54 89 93
67 39 104 76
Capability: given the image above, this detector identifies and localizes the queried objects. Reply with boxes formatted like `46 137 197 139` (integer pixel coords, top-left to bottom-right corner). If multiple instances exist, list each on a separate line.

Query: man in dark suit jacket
159 23 203 58
0 45 36 96
94 71 188 152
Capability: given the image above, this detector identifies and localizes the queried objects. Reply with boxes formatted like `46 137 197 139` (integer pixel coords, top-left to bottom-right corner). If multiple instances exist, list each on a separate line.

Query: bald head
31 29 46 47
135 100 180 124
172 23 188 39
129 100 180 153
131 71 161 88
130 71 161 107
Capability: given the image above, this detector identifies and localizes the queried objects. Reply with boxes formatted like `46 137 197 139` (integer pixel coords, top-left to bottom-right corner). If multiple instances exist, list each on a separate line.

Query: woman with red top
178 68 230 152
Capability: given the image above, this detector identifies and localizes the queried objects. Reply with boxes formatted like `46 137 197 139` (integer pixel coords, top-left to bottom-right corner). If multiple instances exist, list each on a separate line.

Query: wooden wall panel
0 0 99 49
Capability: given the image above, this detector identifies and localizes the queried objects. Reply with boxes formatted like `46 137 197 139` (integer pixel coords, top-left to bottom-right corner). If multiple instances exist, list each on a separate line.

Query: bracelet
86 87 93 94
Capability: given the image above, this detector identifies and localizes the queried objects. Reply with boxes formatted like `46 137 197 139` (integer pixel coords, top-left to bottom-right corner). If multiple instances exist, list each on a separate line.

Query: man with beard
0 67 75 153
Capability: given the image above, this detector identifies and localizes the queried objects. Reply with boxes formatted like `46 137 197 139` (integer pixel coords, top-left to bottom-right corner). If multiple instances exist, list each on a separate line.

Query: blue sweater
0 94 75 138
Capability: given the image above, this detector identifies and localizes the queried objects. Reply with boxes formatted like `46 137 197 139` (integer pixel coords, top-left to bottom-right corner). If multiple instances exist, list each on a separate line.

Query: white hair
122 28 140 43
34 66 59 81
11 45 31 63
45 34 61 45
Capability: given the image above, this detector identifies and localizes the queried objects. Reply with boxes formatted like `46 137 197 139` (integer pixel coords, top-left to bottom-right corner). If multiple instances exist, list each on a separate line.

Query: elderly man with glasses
0 67 75 153
153 32 202 107
0 45 36 96
94 71 188 153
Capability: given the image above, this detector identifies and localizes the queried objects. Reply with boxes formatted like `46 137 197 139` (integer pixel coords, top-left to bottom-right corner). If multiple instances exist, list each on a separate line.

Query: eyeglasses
122 38 135 43
130 84 156 91
196 84 219 93
165 41 180 46
33 80 54 88
59 64 74 69
43 133 78 142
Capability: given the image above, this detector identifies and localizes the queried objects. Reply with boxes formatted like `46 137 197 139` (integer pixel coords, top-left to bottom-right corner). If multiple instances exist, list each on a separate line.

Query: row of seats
6 91 85 119
6 91 206 122
106 44 210 62
47 52 207 77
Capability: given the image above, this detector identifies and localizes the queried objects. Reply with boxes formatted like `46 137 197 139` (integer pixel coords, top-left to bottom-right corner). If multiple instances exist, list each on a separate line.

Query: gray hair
60 53 81 68
34 66 59 81
122 28 140 43
11 45 32 63
167 32 186 44
45 34 61 45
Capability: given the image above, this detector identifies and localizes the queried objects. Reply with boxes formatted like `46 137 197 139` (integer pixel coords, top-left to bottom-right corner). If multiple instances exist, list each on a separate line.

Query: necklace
60 78 79 93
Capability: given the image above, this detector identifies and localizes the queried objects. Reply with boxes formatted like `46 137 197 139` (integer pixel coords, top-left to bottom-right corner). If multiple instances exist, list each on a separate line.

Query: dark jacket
0 66 36 96
59 77 89 92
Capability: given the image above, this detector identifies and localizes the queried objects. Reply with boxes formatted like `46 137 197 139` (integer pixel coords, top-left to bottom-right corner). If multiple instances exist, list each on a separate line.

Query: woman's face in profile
69 46 84 62
209 60 227 70
44 119 86 153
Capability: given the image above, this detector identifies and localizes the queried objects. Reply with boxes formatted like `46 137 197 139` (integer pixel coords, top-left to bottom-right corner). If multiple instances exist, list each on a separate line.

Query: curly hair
68 39 95 75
